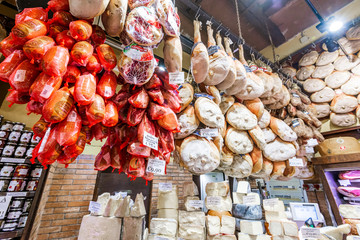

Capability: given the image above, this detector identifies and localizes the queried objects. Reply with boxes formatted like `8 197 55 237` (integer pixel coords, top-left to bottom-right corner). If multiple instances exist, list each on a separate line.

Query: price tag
242 195 257 205
6 192 28 197
155 237 170 240
188 200 204 209
305 146 315 154
40 85 54 99
307 138 319 147
207 196 221 206
118 192 128 198
0 158 26 163
159 182 172 192
338 179 351 186
200 128 218 138
143 131 158 150
0 196 11 219
67 111 77 122
352 236 360 240
146 158 166 175
14 70 26 82
104 86 112 96
289 157 304 167
301 227 320 239
263 198 279 209
88 201 101 213
169 72 184 84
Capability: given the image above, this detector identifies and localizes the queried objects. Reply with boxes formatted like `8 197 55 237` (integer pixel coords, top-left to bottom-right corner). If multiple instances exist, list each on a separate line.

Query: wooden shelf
312 153 360 165
0 228 23 238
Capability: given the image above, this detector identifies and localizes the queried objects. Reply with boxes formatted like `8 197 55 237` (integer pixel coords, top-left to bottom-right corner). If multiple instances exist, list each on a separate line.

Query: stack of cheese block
205 182 237 240
78 192 146 240
290 24 360 128
149 185 179 239
263 199 299 240
231 181 270 240
339 204 360 239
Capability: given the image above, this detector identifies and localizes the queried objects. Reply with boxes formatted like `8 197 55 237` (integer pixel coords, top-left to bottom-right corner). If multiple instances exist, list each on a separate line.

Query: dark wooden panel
312 153 360 165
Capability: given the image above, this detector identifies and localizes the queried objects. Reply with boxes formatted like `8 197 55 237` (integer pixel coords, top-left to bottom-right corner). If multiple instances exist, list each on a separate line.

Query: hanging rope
234 0 243 41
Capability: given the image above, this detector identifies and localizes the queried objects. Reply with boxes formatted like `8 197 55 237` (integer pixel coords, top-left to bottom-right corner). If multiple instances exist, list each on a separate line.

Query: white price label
289 157 304 167
88 201 101 213
263 198 279 209
207 196 221 206
167 9 178 31
155 237 169 240
305 146 315 154
67 111 77 122
40 85 54 99
6 192 27 197
159 182 172 192
143 131 158 150
338 179 351 186
301 227 320 239
352 236 360 240
188 200 203 209
0 196 11 219
200 128 218 138
14 70 26 82
169 72 184 84
118 192 128 198
146 158 166 175
104 86 112 96
242 195 257 205
307 138 318 147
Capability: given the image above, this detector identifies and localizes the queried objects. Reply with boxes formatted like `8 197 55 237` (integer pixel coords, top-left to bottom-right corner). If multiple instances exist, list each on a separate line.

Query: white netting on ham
156 0 180 37
128 0 156 9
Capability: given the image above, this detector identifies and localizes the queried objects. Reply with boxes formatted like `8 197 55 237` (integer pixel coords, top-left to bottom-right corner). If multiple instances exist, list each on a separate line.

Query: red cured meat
55 30 75 50
92 123 109 141
155 67 177 90
55 108 82 146
0 50 26 82
157 124 175 155
63 128 86 159
112 91 130 110
148 102 169 120
37 128 63 166
124 155 145 178
48 24 67 38
23 36 55 63
42 87 74 123
32 117 49 138
157 108 179 132
26 100 43 115
96 44 117 71
137 114 156 144
337 186 360 198
86 94 105 126
127 105 146 126
128 0 155 9
82 125 93 143
94 144 111 171
0 34 26 58
91 25 106 45
339 170 360 180
116 124 137 148
29 72 62 103
6 90 30 107
128 88 149 109
71 41 94 66
162 89 181 113
78 105 90 126
15 7 48 25
69 20 92 41
144 74 162 89
127 141 151 157
118 104 129 123
156 0 180 37
148 88 164 105
9 60 40 93
63 65 81 83
42 46 70 77
110 144 122 170
47 0 70 12
12 19 47 40
74 73 96 105
49 11 75 26
97 71 117 99
102 101 118 127
86 54 103 74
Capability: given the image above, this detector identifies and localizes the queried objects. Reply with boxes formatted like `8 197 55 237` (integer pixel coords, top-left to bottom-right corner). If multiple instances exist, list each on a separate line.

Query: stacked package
149 185 179 239
78 192 146 240
205 182 236 240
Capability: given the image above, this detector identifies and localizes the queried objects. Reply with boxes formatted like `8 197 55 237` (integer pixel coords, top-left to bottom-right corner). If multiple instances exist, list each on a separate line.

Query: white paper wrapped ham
263 138 296 161
334 55 360 71
296 65 315 81
269 117 297 142
156 0 181 37
223 154 253 178
226 103 257 130
330 112 357 127
163 36 182 73
303 78 326 93
178 83 194 111
174 105 199 139
225 127 253 154
194 97 224 128
258 109 271 129
341 75 360 96
191 20 209 84
70 0 110 19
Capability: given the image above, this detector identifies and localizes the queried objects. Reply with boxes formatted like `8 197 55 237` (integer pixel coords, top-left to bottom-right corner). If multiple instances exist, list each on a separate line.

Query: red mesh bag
0 35 25 58
86 94 105 126
110 144 122 170
49 11 75 26
30 73 62 103
63 128 86 159
15 7 48 25
12 19 47 40
127 141 151 157
155 67 177 90
112 91 129 110
63 65 80 83
96 44 117 71
127 105 146 126
148 102 169 120
37 128 63 167
9 60 40 93
102 101 118 127
69 20 92 41
42 87 74 123
41 46 70 77
157 124 175 155
137 114 156 144
47 0 69 12
156 0 180 37
55 30 75 49
115 124 137 149
94 143 111 171
162 89 181 113
86 54 102 74
48 24 67 38
6 90 30 107
157 108 179 132
119 30 132 46
82 125 93 143
92 123 109 141
148 88 164 105
91 25 106 45
0 50 26 82
74 73 96 105
26 100 43 115
23 36 55 63
78 105 90 125
71 41 94 66
97 71 117 99
56 154 76 167
55 108 82 146
124 155 145 179
144 74 162 89
118 104 129 123
128 87 149 109
32 117 49 138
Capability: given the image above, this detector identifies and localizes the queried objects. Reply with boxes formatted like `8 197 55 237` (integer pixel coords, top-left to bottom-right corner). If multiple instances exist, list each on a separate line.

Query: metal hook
216 22 223 31
195 5 201 20
311 42 316 49
225 28 230 37
206 16 213 26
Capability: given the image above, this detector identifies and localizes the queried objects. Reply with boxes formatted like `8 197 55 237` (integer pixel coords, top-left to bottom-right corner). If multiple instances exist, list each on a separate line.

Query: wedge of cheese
150 218 178 237
178 225 205 240
179 210 205 226
220 215 235 235
251 235 272 240
206 181 230 196
269 219 283 236
157 208 178 220
157 186 178 209
93 193 110 216
240 220 264 235
206 215 220 236
122 217 144 240
232 192 246 204
264 210 287 222
236 181 251 193
237 232 251 240
232 204 262 220
115 195 131 217
205 195 232 212
130 193 146 217
282 220 299 237
78 215 122 240
184 181 199 196
221 235 237 240
147 235 175 240
339 204 360 219
184 196 202 211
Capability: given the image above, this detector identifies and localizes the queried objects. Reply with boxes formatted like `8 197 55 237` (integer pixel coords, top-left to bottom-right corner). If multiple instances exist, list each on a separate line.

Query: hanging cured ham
191 20 209 84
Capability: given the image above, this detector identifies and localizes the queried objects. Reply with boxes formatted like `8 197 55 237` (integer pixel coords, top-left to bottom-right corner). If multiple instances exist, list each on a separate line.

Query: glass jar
7 208 22 220
26 145 35 158
0 164 16 177
7 178 25 192
14 145 27 158
0 177 10 191
1 219 18 232
26 178 38 191
10 197 26 209
22 199 32 213
0 121 13 131
13 164 30 178
8 131 21 143
2 143 16 157
17 213 28 228
20 131 32 144
12 123 25 132
30 135 40 144
30 165 42 178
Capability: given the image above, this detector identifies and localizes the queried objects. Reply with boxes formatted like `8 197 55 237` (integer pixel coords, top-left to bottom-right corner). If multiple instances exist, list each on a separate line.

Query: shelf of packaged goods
0 191 35 197
312 153 360 165
0 229 23 238
0 157 32 164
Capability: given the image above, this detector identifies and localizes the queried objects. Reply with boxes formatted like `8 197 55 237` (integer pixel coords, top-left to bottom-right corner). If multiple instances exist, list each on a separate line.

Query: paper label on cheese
169 72 184 84
188 200 204 209
14 70 26 82
207 196 221 206
301 227 320 238
146 158 165 175
263 198 279 209
307 138 318 147
243 195 257 205
338 179 351 186
289 157 304 167
200 128 218 138
159 182 172 192
305 146 314 153
143 131 158 150
88 201 101 213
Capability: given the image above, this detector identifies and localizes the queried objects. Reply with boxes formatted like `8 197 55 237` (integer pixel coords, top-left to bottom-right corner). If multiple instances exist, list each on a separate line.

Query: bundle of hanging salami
0 0 181 182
